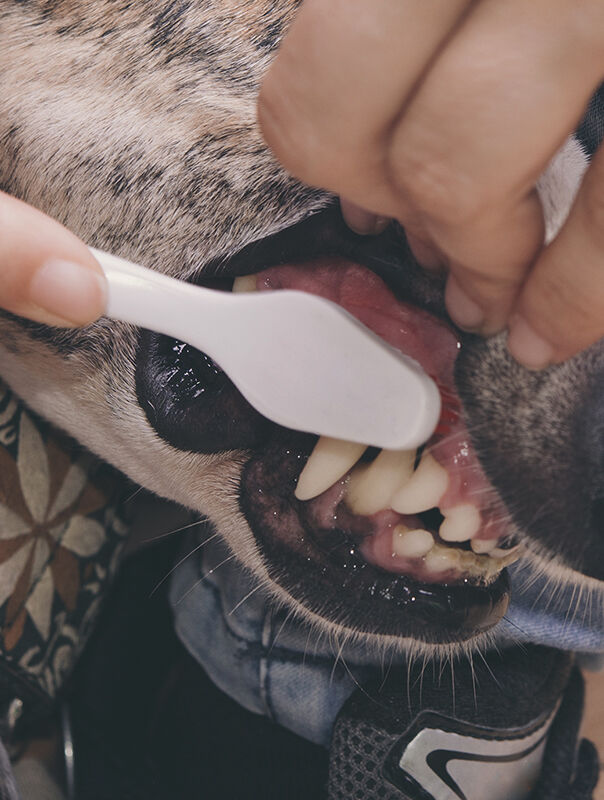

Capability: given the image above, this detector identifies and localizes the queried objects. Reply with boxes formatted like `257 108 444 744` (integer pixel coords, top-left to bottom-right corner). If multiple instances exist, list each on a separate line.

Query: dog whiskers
149 528 221 597
450 655 456 716
502 615 530 639
228 582 266 616
146 516 209 544
122 484 145 504
174 552 237 606
475 648 503 691
329 634 348 687
469 651 477 711
339 656 373 699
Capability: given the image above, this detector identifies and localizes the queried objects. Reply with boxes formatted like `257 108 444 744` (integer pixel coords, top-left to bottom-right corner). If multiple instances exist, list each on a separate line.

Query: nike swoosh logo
424 730 549 800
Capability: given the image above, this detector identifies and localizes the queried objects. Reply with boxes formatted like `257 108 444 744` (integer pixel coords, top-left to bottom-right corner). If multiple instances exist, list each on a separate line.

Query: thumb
0 191 106 327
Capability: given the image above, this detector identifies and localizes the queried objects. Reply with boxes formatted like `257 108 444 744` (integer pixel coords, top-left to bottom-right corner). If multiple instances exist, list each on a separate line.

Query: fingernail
340 199 390 235
507 316 554 370
445 277 485 330
29 258 107 325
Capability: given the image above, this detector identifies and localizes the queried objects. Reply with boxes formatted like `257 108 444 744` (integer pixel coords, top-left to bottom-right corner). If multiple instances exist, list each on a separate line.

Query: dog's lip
196 203 448 319
240 430 511 643
266 534 513 644
198 204 360 280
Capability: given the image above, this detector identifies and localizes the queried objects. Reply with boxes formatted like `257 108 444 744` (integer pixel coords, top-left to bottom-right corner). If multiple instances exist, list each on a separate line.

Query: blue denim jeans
169 526 604 747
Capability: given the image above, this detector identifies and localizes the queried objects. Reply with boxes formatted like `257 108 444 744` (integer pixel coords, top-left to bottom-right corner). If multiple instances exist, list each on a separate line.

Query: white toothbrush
93 248 441 450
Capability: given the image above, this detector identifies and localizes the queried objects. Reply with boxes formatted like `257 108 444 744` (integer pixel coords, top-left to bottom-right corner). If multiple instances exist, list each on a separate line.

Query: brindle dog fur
0 0 603 659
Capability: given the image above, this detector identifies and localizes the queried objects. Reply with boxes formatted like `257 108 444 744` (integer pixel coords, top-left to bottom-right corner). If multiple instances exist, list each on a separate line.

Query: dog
0 0 602 677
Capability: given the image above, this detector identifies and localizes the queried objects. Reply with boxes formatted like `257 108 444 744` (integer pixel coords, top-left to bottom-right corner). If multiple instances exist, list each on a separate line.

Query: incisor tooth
347 449 415 515
390 453 448 515
424 546 461 574
392 527 434 558
471 538 498 554
439 504 481 542
295 437 366 501
232 275 258 293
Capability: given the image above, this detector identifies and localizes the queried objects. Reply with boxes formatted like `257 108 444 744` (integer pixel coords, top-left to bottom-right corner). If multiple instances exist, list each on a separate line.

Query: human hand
0 191 106 327
258 0 604 369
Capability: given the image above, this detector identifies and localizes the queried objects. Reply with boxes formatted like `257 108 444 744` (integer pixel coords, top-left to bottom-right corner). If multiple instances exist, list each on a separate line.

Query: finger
405 231 446 272
339 198 391 236
438 192 544 333
340 196 445 272
508 144 604 368
386 0 604 332
258 0 473 212
0 192 105 326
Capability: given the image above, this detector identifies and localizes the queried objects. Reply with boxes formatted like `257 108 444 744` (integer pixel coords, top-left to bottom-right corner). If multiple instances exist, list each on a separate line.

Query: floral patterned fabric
0 380 130 712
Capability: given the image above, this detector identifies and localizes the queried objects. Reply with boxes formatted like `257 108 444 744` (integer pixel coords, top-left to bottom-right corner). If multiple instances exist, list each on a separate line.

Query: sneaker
328 645 600 800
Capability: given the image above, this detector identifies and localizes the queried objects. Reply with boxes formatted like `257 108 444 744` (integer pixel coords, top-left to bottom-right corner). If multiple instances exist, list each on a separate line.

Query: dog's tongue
255 257 459 389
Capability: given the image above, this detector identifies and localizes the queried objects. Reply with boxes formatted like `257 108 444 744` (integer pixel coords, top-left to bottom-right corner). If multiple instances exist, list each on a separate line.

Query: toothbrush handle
92 248 229 347
91 248 441 449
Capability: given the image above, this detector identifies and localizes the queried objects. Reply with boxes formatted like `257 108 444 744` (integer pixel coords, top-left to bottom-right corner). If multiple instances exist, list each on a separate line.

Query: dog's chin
135 206 528 647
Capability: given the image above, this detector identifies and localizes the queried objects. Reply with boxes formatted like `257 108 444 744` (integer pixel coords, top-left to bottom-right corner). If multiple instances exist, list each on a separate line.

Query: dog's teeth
295 437 366 501
392 527 434 558
347 449 415 515
390 453 448 514
439 504 481 542
424 546 461 574
232 275 258 293
471 538 499 554
490 544 523 562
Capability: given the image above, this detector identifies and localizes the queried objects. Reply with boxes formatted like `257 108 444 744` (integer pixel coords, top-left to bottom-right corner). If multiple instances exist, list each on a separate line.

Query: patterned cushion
0 380 130 718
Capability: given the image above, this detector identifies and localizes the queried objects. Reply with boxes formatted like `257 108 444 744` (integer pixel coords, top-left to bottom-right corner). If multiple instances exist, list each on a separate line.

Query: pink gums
254 258 508 580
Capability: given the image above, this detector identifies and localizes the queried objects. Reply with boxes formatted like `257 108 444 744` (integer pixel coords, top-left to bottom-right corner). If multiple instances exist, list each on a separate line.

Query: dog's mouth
136 207 519 644
238 256 518 644
239 258 520 574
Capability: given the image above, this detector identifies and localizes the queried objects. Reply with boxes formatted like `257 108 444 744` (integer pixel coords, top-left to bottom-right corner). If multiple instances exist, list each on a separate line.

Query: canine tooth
471 538 499 554
424 545 461 573
347 449 415 515
392 527 434 558
295 437 366 501
390 453 448 515
232 275 258 293
439 504 481 543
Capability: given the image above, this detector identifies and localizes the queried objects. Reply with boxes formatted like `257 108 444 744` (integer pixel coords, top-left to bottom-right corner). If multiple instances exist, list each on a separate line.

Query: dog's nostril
136 331 272 453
